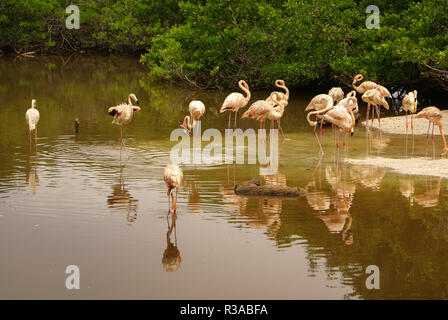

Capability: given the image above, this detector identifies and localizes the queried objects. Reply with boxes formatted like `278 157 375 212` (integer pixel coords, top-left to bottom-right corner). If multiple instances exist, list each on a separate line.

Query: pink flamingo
180 100 205 133
164 164 184 214
306 94 334 155
220 80 251 129
415 106 448 157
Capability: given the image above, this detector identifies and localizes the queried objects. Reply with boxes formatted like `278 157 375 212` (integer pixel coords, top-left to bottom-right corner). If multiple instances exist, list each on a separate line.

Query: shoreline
360 110 448 135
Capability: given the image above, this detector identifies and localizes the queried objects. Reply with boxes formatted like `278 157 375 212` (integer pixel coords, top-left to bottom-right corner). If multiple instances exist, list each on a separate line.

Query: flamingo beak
136 100 139 105
351 128 355 136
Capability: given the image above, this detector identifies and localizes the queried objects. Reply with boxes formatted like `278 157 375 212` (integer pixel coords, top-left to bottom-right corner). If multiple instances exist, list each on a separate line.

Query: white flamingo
25 99 40 145
181 100 205 133
108 93 140 152
220 80 251 129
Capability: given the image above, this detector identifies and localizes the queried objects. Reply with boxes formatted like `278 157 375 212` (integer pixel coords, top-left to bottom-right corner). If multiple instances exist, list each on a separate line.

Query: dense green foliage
1 0 447 90
142 0 448 90
0 0 182 52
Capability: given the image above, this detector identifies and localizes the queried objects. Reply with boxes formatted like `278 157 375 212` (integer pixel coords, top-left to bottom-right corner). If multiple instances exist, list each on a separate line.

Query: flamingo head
353 74 363 83
129 93 139 105
347 90 356 98
180 124 190 134
275 79 285 87
31 99 36 108
239 80 249 90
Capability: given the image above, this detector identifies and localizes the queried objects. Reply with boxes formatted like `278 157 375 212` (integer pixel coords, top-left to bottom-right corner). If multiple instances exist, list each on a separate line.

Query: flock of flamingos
24 74 447 213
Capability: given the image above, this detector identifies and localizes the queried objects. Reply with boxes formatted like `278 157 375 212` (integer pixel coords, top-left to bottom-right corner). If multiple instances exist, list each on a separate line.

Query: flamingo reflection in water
350 164 386 191
162 211 182 272
400 176 442 208
301 163 355 245
107 165 138 225
26 154 39 196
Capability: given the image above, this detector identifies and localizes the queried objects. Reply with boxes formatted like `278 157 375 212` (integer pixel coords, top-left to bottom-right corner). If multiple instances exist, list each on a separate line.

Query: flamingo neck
239 81 251 102
183 116 193 129
276 82 289 100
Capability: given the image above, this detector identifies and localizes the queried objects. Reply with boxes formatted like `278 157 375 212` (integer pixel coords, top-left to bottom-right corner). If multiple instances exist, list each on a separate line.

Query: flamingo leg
366 103 370 130
277 120 286 140
432 123 436 159
234 110 238 129
120 125 129 154
375 105 381 130
319 118 324 148
35 128 37 145
228 112 231 129
167 190 171 214
425 121 431 158
405 111 408 157
313 124 324 155
411 113 415 157
29 130 32 146
175 187 179 212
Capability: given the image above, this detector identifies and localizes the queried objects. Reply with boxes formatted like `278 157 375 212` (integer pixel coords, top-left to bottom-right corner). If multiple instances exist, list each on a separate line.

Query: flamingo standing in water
335 93 359 136
361 88 389 129
220 80 251 129
415 106 448 157
180 100 205 133
306 94 334 155
108 93 140 153
328 87 344 104
25 99 40 145
316 104 356 151
267 96 288 139
352 74 391 128
401 90 418 134
164 164 184 214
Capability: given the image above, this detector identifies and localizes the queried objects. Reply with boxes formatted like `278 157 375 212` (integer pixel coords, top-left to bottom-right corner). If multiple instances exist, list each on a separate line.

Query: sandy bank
346 157 448 178
360 110 448 135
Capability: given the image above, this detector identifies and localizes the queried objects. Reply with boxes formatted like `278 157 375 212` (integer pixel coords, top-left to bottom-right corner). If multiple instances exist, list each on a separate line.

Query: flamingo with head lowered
108 93 140 153
415 106 448 157
220 80 251 129
181 100 205 133
306 94 334 155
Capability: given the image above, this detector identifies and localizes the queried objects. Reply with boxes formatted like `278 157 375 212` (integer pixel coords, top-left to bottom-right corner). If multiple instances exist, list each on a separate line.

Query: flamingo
180 100 205 133
242 92 279 130
164 164 184 214
415 106 448 157
220 80 251 129
361 88 389 130
108 93 140 153
335 93 359 136
267 79 289 103
353 74 391 127
305 94 334 155
266 97 288 139
328 87 344 104
401 90 418 134
316 104 356 152
25 99 40 145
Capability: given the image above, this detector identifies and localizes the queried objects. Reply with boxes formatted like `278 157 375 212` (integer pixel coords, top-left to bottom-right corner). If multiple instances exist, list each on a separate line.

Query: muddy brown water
0 55 447 299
